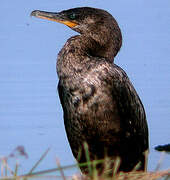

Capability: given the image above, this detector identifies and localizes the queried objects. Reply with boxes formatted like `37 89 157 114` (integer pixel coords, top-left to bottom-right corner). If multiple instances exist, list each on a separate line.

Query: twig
56 158 66 180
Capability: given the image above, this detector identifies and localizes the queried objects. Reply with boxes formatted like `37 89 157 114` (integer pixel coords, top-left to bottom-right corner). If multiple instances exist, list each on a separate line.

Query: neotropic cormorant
31 7 149 174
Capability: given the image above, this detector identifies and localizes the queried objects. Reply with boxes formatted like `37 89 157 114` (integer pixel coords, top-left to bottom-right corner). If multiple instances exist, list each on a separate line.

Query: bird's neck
85 32 117 62
57 34 117 78
57 35 91 78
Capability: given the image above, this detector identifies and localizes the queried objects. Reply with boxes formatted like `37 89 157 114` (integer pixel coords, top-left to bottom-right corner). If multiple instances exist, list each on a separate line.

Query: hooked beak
31 10 78 28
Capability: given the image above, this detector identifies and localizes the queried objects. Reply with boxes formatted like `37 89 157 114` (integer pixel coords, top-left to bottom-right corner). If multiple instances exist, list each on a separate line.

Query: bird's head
31 7 122 59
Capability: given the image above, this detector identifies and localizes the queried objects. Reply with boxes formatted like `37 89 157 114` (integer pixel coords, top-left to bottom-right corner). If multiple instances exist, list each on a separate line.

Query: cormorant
31 7 149 174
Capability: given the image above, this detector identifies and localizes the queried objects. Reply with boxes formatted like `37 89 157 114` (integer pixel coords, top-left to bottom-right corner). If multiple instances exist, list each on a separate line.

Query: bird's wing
58 80 67 111
110 64 149 150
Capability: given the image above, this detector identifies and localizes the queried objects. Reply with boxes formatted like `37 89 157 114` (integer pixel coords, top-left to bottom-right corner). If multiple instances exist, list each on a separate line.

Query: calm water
0 0 169 176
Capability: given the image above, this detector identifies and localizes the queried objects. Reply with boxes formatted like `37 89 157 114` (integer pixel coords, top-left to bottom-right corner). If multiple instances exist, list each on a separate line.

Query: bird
31 7 149 175
155 144 170 153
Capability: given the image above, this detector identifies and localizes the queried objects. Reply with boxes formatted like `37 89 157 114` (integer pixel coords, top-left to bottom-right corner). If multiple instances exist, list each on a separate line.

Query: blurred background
0 0 170 175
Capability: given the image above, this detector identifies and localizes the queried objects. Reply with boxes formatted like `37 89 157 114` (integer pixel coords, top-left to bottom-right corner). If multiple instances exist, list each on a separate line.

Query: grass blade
28 148 50 174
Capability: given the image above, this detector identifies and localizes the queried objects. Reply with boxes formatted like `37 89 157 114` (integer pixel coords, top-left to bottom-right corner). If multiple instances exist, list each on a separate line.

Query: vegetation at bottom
0 146 169 180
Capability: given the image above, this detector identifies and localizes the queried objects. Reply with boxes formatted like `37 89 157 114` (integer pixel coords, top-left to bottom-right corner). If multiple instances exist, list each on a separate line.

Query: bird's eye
69 13 76 20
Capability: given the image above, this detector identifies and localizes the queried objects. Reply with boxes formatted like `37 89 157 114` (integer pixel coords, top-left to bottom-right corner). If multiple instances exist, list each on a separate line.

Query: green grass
0 146 169 180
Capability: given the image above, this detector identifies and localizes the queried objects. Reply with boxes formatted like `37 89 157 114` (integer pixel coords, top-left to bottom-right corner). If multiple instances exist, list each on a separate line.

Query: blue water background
0 0 169 175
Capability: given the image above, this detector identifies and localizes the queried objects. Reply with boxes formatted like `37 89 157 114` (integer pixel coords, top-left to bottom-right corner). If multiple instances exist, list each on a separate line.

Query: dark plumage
155 144 170 153
31 7 149 174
